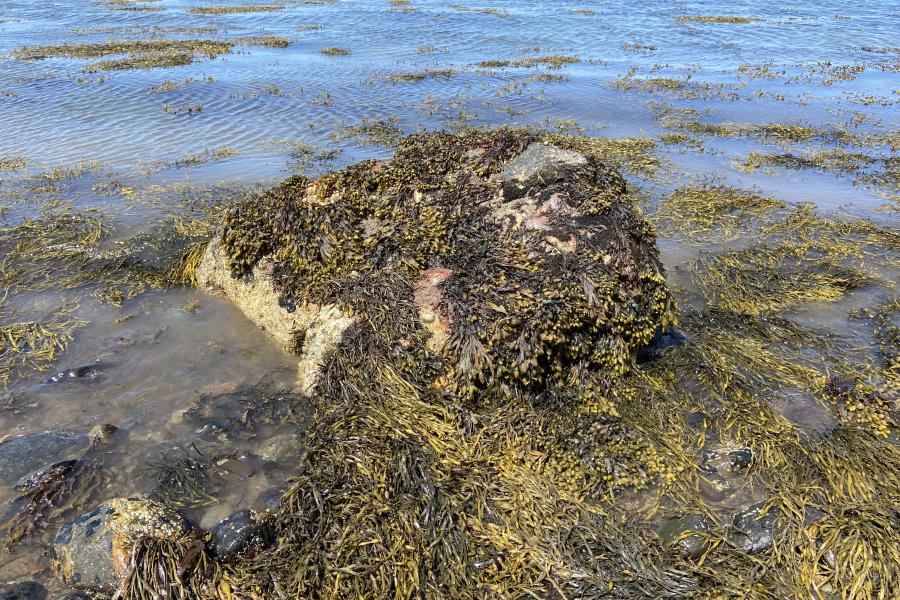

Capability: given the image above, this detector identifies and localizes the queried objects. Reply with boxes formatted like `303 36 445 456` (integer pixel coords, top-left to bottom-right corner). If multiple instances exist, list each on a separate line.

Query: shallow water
0 0 897 593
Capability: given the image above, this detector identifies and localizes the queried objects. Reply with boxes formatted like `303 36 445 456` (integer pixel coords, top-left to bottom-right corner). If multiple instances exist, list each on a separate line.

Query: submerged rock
730 502 779 554
657 514 712 559
45 363 112 384
210 509 273 559
52 497 188 592
0 582 46 600
0 431 89 482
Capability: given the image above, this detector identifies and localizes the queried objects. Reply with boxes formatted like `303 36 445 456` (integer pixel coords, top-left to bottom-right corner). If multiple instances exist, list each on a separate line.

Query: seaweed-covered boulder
52 497 188 592
199 130 675 397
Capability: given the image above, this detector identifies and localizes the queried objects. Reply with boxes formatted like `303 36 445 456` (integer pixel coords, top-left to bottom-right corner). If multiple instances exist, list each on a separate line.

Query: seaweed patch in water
0 301 85 387
186 4 286 14
676 15 761 24
653 183 786 243
144 446 216 509
12 37 290 71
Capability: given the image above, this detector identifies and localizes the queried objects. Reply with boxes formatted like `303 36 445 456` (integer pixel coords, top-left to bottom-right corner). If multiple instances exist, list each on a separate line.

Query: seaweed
653 184 786 243
144 446 216 509
185 5 285 14
13 37 290 71
0 301 85 387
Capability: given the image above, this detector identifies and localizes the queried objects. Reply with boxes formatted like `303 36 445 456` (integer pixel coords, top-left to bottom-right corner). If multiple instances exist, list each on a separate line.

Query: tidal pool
0 0 897 597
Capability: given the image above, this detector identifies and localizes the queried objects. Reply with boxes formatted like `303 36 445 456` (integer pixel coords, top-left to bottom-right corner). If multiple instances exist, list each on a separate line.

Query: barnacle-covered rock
203 129 675 397
52 497 187 592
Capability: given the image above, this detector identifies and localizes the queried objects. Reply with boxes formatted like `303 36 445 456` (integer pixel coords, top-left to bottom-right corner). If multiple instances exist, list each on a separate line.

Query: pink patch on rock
414 268 454 352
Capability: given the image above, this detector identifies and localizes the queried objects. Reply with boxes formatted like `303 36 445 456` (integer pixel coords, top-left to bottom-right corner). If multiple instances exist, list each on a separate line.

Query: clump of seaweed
381 68 459 83
691 243 876 315
0 156 26 172
0 301 85 387
319 47 350 56
186 4 285 14
448 3 506 17
330 117 402 147
654 184 786 243
13 37 289 71
144 446 216 509
676 15 761 24
6 426 114 549
219 129 674 397
477 55 581 70
115 530 221 600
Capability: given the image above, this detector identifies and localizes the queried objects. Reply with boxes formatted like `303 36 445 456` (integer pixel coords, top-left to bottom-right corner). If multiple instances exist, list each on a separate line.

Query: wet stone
0 432 89 482
727 448 753 473
699 470 731 502
0 582 46 600
636 327 687 363
210 509 273 560
45 363 111 384
730 502 779 554
657 514 712 559
52 497 188 592
254 488 283 512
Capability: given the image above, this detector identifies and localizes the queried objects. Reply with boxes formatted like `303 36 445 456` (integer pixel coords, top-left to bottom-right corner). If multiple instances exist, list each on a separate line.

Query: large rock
198 130 674 397
52 497 188 592
0 432 88 482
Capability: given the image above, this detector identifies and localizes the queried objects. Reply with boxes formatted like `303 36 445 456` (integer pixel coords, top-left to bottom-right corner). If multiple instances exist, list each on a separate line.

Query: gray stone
657 514 712 559
0 432 88 482
0 581 46 600
52 497 188 592
499 142 588 188
210 509 272 560
731 502 779 554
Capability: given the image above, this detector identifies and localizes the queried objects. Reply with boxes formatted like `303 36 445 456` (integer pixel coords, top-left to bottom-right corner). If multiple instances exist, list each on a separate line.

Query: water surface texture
0 0 897 593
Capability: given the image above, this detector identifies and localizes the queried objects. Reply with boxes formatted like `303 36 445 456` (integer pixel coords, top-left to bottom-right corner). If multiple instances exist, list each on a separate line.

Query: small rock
259 434 302 464
0 432 89 482
254 488 283 512
46 363 111 384
0 581 46 600
88 424 122 445
699 470 731 502
210 509 273 560
52 497 188 592
727 448 753 473
731 502 779 554
636 327 687 363
657 514 712 559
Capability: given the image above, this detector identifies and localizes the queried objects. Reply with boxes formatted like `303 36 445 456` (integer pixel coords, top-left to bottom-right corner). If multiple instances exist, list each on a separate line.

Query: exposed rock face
196 235 357 394
198 130 675 397
52 497 187 592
